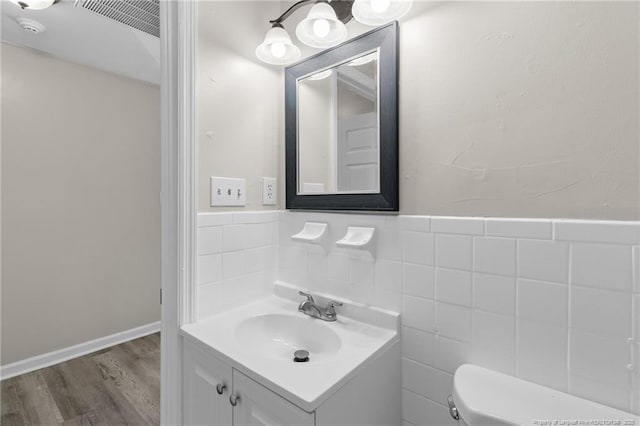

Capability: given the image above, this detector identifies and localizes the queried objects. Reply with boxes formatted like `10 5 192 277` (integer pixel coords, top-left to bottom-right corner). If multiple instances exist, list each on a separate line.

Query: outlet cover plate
262 177 277 206
211 177 246 207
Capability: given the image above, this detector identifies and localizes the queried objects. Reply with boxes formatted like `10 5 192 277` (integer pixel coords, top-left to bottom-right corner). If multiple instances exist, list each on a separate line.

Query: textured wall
198 1 639 219
398 1 639 219
196 1 284 212
1 44 160 364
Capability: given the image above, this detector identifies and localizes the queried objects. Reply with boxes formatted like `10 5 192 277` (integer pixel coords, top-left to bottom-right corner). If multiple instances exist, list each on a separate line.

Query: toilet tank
450 364 639 426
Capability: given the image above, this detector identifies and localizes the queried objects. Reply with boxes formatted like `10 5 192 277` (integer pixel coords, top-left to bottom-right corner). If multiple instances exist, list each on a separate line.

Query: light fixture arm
269 0 354 26
269 0 316 25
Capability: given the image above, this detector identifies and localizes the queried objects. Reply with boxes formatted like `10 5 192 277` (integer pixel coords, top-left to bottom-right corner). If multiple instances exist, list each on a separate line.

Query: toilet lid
452 364 639 426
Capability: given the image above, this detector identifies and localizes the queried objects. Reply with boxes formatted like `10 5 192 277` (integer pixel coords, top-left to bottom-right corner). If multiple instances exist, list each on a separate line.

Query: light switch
211 177 246 207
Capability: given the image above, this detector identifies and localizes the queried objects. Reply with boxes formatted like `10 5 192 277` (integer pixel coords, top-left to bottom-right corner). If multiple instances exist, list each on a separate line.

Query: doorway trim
160 0 197 424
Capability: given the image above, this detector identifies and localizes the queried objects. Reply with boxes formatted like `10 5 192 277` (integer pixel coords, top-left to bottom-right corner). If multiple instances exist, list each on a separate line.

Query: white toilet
449 364 640 426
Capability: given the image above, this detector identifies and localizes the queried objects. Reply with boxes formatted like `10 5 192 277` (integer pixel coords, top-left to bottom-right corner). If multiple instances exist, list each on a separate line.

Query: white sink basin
234 313 341 362
180 282 399 412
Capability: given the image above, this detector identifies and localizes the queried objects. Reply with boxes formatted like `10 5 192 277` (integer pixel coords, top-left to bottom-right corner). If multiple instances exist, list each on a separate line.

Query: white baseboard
0 321 161 380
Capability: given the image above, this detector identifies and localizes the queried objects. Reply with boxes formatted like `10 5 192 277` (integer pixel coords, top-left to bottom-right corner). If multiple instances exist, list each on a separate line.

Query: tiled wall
278 211 640 422
198 210 640 422
196 211 278 319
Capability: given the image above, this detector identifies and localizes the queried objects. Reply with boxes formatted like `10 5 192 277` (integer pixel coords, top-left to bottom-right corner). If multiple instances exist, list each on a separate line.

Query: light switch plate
262 177 277 206
211 177 246 207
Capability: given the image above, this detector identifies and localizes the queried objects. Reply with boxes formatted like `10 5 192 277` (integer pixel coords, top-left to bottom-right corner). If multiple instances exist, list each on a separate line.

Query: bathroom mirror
285 22 398 211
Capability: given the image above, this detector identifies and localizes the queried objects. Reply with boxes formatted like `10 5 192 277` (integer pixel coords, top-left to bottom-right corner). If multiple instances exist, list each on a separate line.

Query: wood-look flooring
1 332 160 426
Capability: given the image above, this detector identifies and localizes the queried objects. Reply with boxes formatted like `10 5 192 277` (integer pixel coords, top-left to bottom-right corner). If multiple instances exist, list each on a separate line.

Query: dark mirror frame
285 21 398 211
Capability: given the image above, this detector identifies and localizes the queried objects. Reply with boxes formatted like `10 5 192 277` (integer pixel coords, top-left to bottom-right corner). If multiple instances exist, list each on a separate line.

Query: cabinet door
231 369 314 426
183 341 233 426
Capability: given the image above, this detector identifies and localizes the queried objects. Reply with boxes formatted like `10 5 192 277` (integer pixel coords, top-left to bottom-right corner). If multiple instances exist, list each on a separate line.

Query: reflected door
337 112 378 192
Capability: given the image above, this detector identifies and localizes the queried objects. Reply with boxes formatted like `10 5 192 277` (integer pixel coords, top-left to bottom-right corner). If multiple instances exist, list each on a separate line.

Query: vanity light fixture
295 2 348 49
255 24 302 65
256 0 412 66
352 0 412 26
8 0 55 10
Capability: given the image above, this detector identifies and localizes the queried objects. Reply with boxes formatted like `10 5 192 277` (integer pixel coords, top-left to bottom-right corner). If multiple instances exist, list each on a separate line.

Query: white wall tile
279 244 307 270
222 212 640 420
307 252 329 292
517 279 567 326
435 302 472 342
198 226 222 255
436 234 472 271
402 358 433 398
327 253 349 281
399 216 431 232
518 239 569 283
377 221 402 261
517 319 568 391
486 218 552 239
568 374 631 414
374 287 402 312
473 273 515 315
222 225 246 252
402 231 435 265
403 263 435 299
350 257 375 287
471 311 516 375
375 260 402 293
222 251 246 279
197 254 222 285
435 268 472 306
244 247 267 275
555 220 640 245
232 211 278 224
431 217 484 235
402 390 458 426
402 326 435 365
198 212 233 227
244 223 268 249
434 335 470 374
570 286 632 337
197 281 220 320
571 243 633 292
402 390 456 426
569 330 631 386
401 390 425 426
430 369 454 408
474 237 516 276
403 295 435 332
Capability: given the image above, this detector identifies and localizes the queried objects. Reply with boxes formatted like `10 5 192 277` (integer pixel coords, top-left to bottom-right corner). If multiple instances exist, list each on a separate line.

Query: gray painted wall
1 43 161 364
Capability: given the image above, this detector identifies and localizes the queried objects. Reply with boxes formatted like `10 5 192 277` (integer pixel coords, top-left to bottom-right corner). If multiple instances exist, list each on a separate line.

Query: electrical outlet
211 177 246 207
262 177 276 206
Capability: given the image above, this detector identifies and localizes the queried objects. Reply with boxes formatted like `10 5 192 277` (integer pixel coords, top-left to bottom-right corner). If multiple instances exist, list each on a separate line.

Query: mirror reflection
297 51 379 195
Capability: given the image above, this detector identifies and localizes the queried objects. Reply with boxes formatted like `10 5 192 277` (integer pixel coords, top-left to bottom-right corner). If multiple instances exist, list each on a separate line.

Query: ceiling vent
74 0 159 38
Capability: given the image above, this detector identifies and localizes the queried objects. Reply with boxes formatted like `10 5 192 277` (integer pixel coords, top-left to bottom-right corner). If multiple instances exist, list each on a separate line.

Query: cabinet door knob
216 383 226 395
229 393 240 406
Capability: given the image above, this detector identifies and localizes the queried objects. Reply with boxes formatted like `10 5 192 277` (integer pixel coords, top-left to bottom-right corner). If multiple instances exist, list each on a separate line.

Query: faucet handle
325 300 343 315
298 291 315 303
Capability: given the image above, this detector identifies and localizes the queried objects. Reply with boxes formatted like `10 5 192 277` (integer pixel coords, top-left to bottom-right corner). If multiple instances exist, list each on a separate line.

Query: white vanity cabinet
183 340 313 426
180 290 401 426
182 340 232 426
232 370 314 426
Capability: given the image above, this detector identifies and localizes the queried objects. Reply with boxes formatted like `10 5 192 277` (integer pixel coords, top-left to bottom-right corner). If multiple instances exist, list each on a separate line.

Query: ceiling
1 0 160 85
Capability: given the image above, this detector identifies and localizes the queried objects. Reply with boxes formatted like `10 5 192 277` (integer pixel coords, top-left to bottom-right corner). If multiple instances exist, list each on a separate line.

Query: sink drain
293 349 309 363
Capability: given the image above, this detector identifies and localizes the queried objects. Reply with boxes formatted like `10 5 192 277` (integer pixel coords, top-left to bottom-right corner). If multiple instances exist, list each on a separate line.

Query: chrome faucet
298 291 343 322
